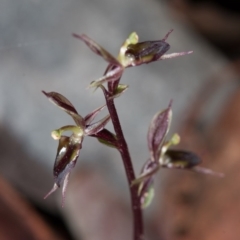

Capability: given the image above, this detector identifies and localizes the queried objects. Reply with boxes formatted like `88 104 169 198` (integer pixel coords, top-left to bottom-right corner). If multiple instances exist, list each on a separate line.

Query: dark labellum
125 40 170 62
163 150 201 169
54 136 81 187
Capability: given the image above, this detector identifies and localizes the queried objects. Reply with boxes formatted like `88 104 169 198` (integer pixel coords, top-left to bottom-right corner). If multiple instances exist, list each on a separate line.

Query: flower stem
106 97 144 240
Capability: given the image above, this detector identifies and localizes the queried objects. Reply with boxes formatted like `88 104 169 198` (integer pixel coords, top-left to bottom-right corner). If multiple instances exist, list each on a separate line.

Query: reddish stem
105 96 144 240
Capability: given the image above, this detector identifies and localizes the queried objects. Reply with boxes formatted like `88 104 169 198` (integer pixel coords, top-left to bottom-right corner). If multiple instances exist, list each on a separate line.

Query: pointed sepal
160 51 193 60
107 84 129 100
138 177 155 209
84 105 106 125
148 100 172 161
44 183 58 200
132 159 159 186
72 33 120 66
88 66 123 89
42 91 85 128
133 159 159 208
192 166 224 177
90 128 118 149
84 115 111 135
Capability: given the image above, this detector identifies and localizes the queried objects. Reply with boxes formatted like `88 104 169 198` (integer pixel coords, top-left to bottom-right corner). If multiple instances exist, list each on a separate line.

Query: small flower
73 31 192 91
121 30 173 67
42 91 111 206
133 101 223 208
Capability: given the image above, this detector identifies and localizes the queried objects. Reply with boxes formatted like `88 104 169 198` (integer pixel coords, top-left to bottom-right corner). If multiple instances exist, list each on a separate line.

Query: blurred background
0 0 240 239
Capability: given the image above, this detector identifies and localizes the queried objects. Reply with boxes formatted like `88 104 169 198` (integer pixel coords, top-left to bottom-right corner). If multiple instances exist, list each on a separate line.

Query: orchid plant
42 30 223 240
